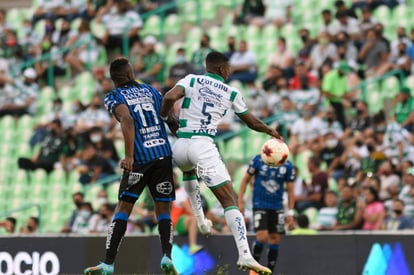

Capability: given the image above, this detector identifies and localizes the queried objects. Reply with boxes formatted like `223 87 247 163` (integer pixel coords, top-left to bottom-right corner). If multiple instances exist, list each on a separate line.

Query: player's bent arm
286 181 295 213
238 112 281 139
160 85 185 118
114 104 135 160
238 172 253 212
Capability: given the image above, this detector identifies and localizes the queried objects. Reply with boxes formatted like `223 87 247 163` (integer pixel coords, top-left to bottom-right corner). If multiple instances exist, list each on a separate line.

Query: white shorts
172 137 231 188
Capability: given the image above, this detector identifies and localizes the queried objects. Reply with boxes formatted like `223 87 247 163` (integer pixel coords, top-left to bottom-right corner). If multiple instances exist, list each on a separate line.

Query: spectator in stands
358 28 390 77
329 10 360 40
322 108 344 138
392 87 414 130
0 217 16 235
262 65 283 93
268 37 295 78
18 119 64 175
20 217 39 235
0 68 38 119
362 187 385 230
99 0 142 55
406 28 414 64
322 62 351 129
297 28 315 61
224 36 236 59
289 75 320 111
390 26 411 57
65 20 99 75
134 35 164 84
228 40 257 83
276 96 299 136
389 42 411 77
165 48 194 90
320 9 333 34
332 184 363 230
312 191 338 230
383 179 401 215
383 199 413 230
295 156 328 213
359 6 377 34
335 32 358 64
345 101 372 134
320 131 345 181
233 0 265 25
74 94 111 134
191 34 214 74
307 31 337 74
398 167 414 218
341 131 370 177
289 61 319 89
89 203 116 233
334 0 358 19
290 104 324 156
77 143 116 186
88 126 119 169
61 191 85 233
32 0 63 25
171 185 203 254
72 202 94 234
58 0 89 22
290 214 317 235
245 83 268 119
263 0 293 28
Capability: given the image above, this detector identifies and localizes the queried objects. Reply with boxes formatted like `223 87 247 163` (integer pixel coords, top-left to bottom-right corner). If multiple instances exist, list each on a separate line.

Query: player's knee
256 231 268 243
268 234 281 244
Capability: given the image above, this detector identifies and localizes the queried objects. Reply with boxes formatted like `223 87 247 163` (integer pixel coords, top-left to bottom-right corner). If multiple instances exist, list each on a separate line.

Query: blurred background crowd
1 0 414 239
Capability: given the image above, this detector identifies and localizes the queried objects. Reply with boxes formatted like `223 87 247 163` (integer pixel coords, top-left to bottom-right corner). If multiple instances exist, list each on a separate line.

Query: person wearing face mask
290 75 320 111
191 34 214 74
297 28 315 60
166 48 195 90
134 35 164 84
341 131 370 178
389 42 411 76
346 101 372 135
307 31 337 74
383 199 413 230
72 202 95 234
362 187 385 230
61 192 85 233
320 131 345 181
358 28 389 77
18 119 64 176
89 203 116 233
88 126 120 169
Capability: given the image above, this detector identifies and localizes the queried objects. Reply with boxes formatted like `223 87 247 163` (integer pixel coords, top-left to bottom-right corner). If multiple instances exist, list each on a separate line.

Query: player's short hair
110 57 131 83
205 51 229 72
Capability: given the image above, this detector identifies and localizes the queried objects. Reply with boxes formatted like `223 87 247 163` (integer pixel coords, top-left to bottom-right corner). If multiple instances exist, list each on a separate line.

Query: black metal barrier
0 233 413 274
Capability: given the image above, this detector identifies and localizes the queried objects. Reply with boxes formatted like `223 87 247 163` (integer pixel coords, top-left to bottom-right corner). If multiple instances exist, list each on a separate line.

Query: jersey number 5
201 102 214 125
134 103 159 127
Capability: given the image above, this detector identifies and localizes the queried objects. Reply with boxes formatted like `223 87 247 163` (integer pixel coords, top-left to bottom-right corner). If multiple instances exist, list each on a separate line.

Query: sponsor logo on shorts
128 172 143 186
156 181 173 195
196 163 217 179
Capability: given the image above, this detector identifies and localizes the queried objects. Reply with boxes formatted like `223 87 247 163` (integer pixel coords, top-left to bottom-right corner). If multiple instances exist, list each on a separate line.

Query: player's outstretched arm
160 86 185 119
114 104 135 171
238 112 281 139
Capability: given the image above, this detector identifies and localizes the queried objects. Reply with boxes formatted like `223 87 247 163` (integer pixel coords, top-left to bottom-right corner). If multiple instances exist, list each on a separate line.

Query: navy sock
104 212 128 265
267 244 279 272
158 214 173 258
253 240 265 262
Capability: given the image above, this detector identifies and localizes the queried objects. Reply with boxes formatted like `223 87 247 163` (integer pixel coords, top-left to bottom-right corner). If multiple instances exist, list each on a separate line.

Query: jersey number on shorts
134 103 159 126
201 102 214 125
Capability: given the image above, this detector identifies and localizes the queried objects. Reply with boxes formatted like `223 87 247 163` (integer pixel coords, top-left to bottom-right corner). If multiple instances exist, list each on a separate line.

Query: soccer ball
260 139 289 167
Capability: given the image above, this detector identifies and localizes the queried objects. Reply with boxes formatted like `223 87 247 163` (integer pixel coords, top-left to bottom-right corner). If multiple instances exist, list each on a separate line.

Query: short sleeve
285 161 295 182
176 74 196 95
104 92 122 115
231 89 249 115
247 155 260 175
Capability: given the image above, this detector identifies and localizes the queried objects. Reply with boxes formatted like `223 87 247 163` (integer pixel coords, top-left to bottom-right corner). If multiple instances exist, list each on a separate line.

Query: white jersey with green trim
176 73 248 137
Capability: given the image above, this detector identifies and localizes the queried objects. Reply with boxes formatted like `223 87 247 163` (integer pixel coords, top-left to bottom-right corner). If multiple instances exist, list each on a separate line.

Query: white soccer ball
260 139 289 167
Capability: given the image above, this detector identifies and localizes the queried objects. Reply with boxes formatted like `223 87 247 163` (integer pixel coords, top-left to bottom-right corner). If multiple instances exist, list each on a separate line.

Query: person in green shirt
191 34 214 74
290 214 317 235
322 62 351 129
393 87 414 129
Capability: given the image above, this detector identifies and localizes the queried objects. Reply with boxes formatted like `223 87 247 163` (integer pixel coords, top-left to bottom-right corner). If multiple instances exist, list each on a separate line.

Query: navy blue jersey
104 81 172 165
247 155 294 210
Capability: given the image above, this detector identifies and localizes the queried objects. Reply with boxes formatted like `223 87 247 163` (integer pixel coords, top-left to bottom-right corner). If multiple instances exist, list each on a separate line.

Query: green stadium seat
178 1 197 23
90 19 106 39
232 165 248 193
201 1 217 20
373 6 392 22
221 136 245 162
142 15 161 36
164 14 181 35
382 76 400 99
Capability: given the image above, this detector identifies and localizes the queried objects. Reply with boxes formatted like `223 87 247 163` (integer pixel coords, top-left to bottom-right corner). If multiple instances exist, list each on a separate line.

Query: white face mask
326 139 338 149
90 134 102 143
97 197 107 205
79 210 91 219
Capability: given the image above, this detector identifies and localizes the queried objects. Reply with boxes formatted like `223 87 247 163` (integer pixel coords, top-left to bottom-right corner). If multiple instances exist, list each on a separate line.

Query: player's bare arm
160 86 185 118
286 181 295 230
238 172 253 214
238 112 281 139
114 104 135 171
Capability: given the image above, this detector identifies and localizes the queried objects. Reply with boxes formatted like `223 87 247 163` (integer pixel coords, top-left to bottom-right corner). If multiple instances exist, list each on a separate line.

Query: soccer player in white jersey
160 51 280 275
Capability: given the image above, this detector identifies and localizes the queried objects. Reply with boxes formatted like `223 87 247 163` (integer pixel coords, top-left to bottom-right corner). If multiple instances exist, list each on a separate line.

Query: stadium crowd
1 0 414 238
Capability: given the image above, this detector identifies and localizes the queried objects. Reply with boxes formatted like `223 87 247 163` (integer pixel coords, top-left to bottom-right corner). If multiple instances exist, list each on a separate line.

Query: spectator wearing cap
307 31 337 74
392 87 414 129
359 28 390 77
399 167 414 219
383 199 413 230
322 62 351 129
99 0 142 54
268 37 295 78
134 35 164 84
165 48 194 91
228 40 258 84
191 34 214 74
0 67 39 119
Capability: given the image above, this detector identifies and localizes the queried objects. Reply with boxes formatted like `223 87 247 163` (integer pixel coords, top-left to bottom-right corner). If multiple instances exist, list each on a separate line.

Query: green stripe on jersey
235 109 249 115
179 119 187 127
177 131 214 138
230 91 237 102
181 98 191 109
189 77 195 87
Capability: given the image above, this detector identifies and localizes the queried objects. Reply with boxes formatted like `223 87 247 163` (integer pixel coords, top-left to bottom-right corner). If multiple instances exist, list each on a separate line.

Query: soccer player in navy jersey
238 155 295 274
84 58 178 275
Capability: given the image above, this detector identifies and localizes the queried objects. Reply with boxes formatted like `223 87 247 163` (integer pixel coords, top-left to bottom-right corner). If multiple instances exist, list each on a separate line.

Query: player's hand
120 156 134 171
268 128 282 140
285 215 295 230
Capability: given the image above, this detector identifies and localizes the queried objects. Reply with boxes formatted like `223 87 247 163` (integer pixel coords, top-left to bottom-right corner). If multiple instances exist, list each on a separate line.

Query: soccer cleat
160 255 178 275
83 262 114 275
237 257 272 275
198 218 212 236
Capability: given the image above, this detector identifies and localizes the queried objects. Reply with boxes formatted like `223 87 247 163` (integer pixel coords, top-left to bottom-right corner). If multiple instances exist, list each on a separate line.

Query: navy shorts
253 209 285 234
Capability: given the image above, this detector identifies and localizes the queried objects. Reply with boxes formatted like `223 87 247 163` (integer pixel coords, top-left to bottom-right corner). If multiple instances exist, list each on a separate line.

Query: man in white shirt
228 40 257 84
329 10 360 40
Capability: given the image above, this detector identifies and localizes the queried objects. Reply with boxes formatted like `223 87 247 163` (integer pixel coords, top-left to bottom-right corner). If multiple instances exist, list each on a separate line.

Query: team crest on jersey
156 181 173 195
279 166 287 175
